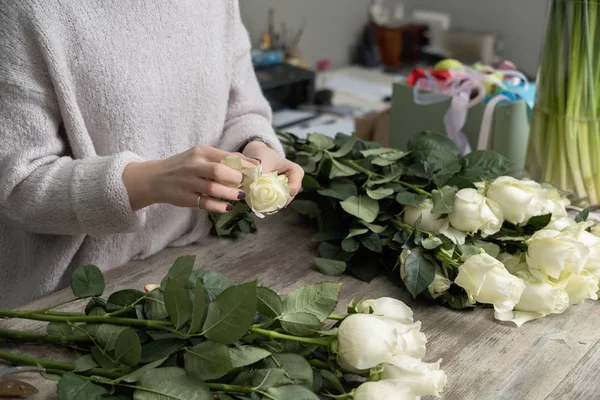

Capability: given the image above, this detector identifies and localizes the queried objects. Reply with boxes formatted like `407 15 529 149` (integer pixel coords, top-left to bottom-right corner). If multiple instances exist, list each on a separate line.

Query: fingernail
237 191 246 200
250 157 262 164
226 204 233 212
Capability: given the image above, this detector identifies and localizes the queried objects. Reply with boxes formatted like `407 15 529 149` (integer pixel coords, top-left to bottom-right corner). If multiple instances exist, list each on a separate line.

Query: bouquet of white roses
0 256 447 399
273 131 600 327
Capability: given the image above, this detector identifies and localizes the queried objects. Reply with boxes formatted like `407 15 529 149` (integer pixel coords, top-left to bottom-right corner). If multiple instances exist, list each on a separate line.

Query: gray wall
240 1 549 78
403 0 549 78
239 0 372 69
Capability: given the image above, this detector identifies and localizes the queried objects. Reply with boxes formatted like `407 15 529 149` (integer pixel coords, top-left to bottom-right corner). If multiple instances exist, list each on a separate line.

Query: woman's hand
242 141 304 202
122 146 258 212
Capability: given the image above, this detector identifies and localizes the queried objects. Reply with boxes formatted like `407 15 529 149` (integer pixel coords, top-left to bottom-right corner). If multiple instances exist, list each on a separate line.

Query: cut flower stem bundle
271 131 600 327
527 0 600 206
0 256 446 400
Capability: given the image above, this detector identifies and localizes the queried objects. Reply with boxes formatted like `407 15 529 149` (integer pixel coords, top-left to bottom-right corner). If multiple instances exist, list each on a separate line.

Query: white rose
497 252 528 275
380 355 448 397
386 320 427 359
454 253 525 313
537 187 569 220
353 380 419 400
448 189 503 236
562 223 600 272
486 177 545 225
545 217 577 232
404 199 448 234
526 229 590 280
358 298 414 325
592 224 600 238
245 172 290 218
337 314 397 371
495 271 570 327
563 272 599 305
221 156 261 187
428 267 452 298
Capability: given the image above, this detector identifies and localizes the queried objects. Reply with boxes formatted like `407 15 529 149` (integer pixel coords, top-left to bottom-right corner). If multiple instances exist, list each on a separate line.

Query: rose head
245 172 290 218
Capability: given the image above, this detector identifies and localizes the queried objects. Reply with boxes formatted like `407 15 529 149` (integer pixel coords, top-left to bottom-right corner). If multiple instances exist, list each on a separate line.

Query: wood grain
1 211 599 399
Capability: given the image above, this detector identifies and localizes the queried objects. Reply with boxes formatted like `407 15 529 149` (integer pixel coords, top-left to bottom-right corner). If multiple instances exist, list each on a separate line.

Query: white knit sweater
0 0 284 308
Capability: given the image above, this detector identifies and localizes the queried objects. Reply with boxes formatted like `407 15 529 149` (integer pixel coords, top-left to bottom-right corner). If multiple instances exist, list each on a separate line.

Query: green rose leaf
524 213 552 232
340 196 379 223
144 289 169 320
184 341 233 381
318 242 353 262
346 228 369 239
229 346 271 369
433 161 462 187
329 158 359 179
164 280 193 330
188 279 206 334
57 373 108 400
257 287 283 318
114 328 142 367
308 133 335 150
161 256 195 287
422 237 443 250
321 370 345 394
403 251 436 298
359 232 383 253
188 270 233 303
282 283 340 322
118 357 169 384
202 281 257 344
85 297 107 315
314 258 347 277
395 191 428 207
252 368 287 390
73 354 98 373
90 347 120 370
432 186 457 214
576 207 590 223
47 322 72 337
134 367 211 400
301 175 321 191
96 324 128 351
106 289 145 315
341 237 360 253
280 312 322 336
263 354 314 389
71 265 105 298
366 187 394 200
311 231 347 243
291 200 320 219
317 179 358 200
329 135 358 158
460 150 514 181
408 131 460 155
140 338 187 364
459 245 483 260
267 385 320 400
473 240 501 258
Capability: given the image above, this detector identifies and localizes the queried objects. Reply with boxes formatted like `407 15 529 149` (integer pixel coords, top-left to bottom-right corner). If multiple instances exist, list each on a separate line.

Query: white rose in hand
454 253 525 313
353 380 419 400
358 297 414 324
448 189 503 236
245 172 290 218
526 229 589 280
486 177 546 225
380 355 448 397
495 271 570 327
337 314 397 371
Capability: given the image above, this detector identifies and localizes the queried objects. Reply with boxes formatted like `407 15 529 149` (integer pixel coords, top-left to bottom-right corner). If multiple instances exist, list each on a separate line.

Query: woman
0 0 304 308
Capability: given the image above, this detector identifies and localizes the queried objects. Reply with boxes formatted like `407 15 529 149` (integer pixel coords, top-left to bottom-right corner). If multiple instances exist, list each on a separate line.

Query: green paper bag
388 82 531 171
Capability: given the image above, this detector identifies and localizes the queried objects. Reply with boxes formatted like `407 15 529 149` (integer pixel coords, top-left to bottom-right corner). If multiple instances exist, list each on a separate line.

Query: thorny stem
0 328 92 345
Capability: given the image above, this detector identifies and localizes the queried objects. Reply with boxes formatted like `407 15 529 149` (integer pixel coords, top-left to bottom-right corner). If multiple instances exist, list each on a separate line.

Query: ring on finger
197 194 207 209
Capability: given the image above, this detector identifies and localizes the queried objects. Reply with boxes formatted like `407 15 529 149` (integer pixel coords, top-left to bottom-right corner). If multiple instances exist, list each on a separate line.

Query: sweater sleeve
0 4 146 236
218 1 285 156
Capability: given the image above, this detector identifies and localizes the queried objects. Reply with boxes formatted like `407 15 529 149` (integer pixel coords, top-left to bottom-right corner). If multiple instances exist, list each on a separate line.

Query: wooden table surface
1 211 599 400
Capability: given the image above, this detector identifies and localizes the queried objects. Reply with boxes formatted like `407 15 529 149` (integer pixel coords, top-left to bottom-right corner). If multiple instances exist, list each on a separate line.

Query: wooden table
1 211 599 400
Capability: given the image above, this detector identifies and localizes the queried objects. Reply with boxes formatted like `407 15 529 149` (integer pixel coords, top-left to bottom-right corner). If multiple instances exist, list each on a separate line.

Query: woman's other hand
122 146 258 212
242 140 304 204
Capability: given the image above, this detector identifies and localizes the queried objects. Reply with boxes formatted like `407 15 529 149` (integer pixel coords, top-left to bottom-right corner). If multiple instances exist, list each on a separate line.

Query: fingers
191 146 258 167
197 195 233 213
194 179 245 202
196 162 244 186
284 162 305 197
